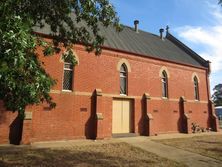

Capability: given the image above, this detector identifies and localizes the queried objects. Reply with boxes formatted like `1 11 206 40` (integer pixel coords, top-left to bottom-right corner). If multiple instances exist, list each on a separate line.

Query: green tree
0 0 120 118
212 84 222 106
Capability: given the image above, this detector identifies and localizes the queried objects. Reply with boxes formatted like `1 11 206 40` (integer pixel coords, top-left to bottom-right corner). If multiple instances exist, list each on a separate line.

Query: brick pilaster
95 89 105 139
144 93 154 136
208 100 220 132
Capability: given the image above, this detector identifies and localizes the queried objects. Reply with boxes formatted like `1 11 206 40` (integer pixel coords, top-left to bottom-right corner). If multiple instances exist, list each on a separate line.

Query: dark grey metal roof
100 25 207 68
34 23 208 68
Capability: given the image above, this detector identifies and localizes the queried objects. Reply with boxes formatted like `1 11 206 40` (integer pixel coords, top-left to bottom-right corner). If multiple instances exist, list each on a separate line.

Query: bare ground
155 134 222 161
0 142 183 167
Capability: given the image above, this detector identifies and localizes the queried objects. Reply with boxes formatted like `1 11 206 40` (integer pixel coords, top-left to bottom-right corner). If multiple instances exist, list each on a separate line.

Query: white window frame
62 61 74 91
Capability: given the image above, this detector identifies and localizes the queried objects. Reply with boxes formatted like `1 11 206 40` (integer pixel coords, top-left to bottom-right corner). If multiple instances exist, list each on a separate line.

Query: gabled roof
100 25 208 68
34 23 209 69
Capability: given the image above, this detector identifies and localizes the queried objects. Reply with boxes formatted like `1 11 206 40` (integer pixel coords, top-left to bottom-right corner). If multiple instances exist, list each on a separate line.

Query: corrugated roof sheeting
33 22 207 68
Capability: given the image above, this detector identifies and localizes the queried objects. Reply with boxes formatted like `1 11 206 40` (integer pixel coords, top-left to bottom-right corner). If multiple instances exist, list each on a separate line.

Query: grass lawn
0 142 183 167
155 134 222 161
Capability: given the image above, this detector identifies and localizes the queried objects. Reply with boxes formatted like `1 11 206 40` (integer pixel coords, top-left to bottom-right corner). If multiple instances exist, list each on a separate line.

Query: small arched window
161 71 168 98
194 76 199 100
120 64 127 95
62 58 74 91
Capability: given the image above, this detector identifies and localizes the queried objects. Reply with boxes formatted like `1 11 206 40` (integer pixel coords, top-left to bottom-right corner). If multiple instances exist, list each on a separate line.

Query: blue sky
110 0 222 93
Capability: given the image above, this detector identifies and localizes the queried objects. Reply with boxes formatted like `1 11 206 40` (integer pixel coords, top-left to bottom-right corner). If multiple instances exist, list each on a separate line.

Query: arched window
194 76 199 100
161 71 168 98
120 64 127 95
62 58 74 91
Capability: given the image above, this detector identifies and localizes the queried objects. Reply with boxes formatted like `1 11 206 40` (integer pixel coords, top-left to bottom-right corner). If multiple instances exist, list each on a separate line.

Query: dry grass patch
155 134 222 161
0 142 184 167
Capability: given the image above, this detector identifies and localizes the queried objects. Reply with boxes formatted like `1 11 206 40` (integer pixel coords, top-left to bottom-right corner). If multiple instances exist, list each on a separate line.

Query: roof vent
134 20 139 33
159 28 164 40
166 25 169 34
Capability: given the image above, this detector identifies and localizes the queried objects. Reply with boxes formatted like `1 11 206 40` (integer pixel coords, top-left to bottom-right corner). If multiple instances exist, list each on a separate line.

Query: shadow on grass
206 147 222 154
0 146 157 167
196 140 222 145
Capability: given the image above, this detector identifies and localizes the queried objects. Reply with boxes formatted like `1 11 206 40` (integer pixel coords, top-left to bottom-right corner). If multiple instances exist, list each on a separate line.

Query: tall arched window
161 71 168 98
63 58 74 91
194 76 199 100
120 64 127 95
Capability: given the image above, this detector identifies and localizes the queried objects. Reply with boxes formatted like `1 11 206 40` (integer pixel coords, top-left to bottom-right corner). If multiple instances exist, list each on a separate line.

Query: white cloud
175 4 222 73
176 25 222 72
174 3 222 91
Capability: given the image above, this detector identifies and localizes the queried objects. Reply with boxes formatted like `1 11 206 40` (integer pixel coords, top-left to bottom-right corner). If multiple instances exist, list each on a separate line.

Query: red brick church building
0 21 219 144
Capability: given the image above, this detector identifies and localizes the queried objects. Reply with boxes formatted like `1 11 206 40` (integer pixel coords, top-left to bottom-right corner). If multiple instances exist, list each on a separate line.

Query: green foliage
0 0 120 117
212 84 222 107
0 15 56 118
62 49 78 65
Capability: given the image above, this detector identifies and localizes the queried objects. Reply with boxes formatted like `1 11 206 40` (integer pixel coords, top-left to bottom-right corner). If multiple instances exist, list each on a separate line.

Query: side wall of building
0 44 214 144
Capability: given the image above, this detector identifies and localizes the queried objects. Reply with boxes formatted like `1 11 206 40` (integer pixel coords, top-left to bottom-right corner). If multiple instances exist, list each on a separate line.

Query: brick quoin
0 43 219 144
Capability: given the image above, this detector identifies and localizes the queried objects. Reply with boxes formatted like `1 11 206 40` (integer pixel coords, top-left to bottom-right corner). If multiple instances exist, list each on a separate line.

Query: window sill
162 97 168 100
62 90 73 93
120 94 127 96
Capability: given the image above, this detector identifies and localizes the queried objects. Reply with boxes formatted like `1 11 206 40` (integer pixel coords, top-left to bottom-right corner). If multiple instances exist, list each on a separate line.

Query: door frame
112 98 134 134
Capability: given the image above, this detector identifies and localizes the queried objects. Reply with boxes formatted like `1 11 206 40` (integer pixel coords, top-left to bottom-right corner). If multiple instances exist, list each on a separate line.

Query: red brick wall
0 101 22 144
184 102 209 128
0 43 213 143
31 94 94 142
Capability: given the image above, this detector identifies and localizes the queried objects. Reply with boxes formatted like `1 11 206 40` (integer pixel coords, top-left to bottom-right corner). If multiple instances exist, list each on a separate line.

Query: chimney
134 20 139 33
159 28 164 40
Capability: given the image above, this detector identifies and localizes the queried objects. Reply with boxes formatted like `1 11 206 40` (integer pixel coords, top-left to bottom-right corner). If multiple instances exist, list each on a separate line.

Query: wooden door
112 99 131 134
